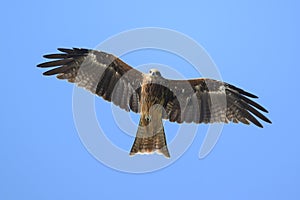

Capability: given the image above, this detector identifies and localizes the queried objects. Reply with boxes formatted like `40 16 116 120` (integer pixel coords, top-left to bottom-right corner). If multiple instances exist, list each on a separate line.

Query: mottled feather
37 48 143 113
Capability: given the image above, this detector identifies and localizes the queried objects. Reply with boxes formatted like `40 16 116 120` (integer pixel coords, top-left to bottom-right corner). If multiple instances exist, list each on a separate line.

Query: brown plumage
37 48 272 158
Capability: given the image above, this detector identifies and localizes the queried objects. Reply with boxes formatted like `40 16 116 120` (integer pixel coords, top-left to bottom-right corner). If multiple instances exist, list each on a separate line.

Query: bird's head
149 69 162 77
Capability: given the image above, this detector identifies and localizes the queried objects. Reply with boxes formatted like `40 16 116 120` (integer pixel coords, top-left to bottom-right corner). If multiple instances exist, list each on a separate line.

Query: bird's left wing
37 48 143 113
162 78 271 127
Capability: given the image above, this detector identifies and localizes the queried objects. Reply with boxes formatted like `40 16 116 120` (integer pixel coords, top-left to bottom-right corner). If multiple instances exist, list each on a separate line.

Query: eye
149 70 152 74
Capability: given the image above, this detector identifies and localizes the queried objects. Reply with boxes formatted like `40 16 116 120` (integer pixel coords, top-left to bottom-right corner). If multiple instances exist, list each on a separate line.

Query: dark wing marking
37 48 143 112
163 78 271 127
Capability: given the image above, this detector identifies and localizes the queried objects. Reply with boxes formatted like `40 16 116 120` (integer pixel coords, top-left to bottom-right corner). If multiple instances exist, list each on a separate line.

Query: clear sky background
1 0 299 199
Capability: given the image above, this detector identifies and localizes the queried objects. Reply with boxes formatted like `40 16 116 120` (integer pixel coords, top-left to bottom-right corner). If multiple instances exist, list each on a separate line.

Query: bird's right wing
37 48 143 113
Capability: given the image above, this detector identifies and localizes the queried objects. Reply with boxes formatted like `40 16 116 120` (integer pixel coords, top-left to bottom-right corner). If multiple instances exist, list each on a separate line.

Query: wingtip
256 121 264 128
265 118 272 124
257 118 272 128
37 62 51 68
57 47 70 51
42 71 52 76
245 91 258 98
57 47 73 53
260 107 268 113
43 53 68 59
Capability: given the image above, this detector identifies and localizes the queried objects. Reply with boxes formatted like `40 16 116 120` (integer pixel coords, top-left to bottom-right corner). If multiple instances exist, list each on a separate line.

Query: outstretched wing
163 78 271 127
37 48 143 112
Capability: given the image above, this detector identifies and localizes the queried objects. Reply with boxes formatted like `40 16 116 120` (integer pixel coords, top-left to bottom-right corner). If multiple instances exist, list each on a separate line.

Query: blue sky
1 0 300 199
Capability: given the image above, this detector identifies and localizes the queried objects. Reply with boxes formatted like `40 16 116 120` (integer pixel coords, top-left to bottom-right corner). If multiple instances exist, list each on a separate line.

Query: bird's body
37 48 271 158
130 72 171 157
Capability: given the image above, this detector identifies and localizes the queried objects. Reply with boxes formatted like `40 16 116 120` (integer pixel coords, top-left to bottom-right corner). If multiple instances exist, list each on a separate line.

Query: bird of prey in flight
37 48 271 158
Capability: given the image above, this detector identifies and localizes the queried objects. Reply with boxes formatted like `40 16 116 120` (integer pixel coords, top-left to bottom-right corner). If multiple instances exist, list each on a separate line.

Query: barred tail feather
130 118 170 158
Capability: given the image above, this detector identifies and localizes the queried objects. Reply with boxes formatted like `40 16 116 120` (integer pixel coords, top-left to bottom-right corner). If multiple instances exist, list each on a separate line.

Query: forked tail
130 117 170 158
